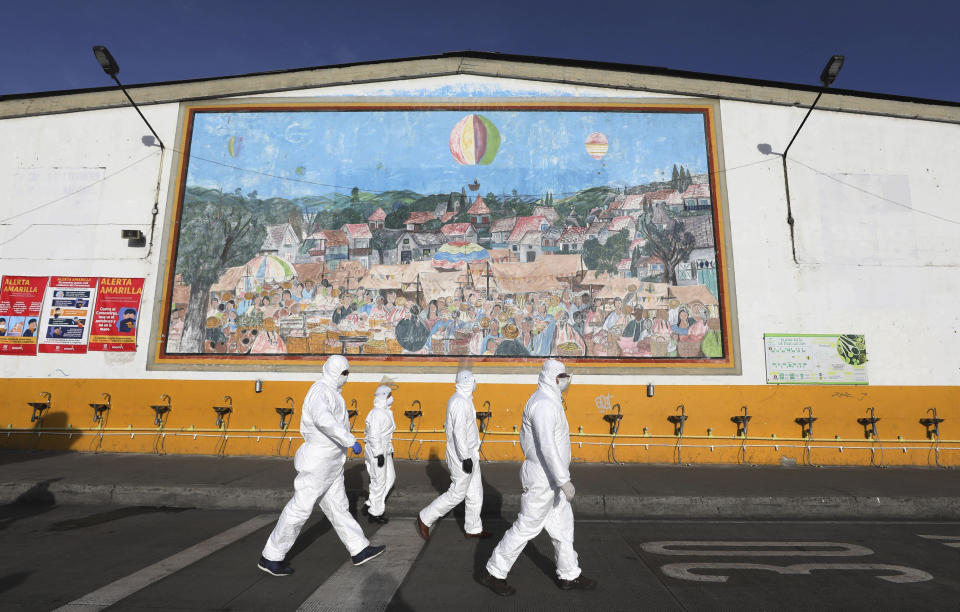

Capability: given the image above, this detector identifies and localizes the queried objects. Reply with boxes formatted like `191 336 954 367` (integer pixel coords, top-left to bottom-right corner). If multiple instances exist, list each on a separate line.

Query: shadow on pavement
425 449 447 494
0 478 61 533
286 518 333 562
0 571 32 596
48 506 189 531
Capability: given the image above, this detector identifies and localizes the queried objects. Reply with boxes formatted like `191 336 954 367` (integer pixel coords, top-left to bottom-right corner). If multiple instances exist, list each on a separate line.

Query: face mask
386 395 394 407
337 371 348 389
556 375 571 393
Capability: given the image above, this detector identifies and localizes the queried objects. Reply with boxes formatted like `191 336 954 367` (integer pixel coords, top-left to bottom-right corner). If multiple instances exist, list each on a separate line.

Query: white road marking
52 513 277 612
641 540 874 556
917 534 960 548
661 562 933 583
297 518 425 612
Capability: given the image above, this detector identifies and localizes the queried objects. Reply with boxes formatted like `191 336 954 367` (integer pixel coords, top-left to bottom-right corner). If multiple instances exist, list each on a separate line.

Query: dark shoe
479 569 516 596
464 530 494 539
351 544 386 566
416 515 430 541
557 574 597 590
257 555 293 576
368 513 389 524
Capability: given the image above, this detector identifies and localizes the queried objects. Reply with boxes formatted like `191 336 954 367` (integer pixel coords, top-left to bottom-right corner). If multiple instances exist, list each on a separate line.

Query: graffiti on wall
159 101 733 366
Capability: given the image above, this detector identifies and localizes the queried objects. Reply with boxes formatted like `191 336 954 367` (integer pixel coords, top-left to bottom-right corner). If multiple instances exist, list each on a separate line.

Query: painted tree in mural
639 210 695 285
175 187 298 352
582 230 631 274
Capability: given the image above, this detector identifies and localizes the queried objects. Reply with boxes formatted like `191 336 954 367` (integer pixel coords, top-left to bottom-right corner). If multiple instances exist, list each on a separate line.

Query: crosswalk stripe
297 518 425 612
52 513 277 612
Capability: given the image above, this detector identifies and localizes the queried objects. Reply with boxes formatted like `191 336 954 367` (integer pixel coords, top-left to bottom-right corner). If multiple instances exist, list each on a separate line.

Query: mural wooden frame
147 97 740 374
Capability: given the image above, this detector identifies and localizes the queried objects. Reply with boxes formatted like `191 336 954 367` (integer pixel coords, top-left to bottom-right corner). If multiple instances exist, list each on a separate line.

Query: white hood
455 369 476 397
373 384 392 409
537 358 566 394
321 354 350 389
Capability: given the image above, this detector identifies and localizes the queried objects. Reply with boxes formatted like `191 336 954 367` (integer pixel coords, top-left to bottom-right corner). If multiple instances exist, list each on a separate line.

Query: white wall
1 74 957 385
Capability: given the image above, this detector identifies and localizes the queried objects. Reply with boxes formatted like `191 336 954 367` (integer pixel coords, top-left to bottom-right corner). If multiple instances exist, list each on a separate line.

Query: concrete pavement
1 450 958 519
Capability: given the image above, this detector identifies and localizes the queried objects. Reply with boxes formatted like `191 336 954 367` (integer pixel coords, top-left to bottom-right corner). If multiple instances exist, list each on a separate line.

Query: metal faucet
151 394 172 426
276 396 295 430
91 393 111 423
603 403 623 435
857 406 880 439
920 407 944 440
795 406 816 439
405 400 423 432
214 396 233 428
477 400 492 433
667 404 687 437
731 405 751 437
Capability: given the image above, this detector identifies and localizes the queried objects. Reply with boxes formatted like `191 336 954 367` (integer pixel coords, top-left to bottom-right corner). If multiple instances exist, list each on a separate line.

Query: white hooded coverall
418 370 485 534
486 359 581 581
262 355 370 560
364 384 397 517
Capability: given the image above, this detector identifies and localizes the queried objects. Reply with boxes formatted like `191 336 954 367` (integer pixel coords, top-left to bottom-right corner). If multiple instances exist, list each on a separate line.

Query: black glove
462 458 473 474
376 454 385 468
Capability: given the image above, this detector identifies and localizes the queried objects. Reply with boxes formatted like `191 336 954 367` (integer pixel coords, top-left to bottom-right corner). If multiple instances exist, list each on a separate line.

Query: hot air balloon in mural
585 132 608 160
227 136 243 158
449 114 500 165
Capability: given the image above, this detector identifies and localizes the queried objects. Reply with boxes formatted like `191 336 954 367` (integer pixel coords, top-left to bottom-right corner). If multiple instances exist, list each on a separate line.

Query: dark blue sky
4 0 959 102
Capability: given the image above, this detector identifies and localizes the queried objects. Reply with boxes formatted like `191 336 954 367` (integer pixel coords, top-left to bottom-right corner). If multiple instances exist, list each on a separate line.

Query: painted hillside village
166 172 723 360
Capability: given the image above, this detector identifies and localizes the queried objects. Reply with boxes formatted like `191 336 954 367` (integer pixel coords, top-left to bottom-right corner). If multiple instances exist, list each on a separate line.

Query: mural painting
159 101 732 366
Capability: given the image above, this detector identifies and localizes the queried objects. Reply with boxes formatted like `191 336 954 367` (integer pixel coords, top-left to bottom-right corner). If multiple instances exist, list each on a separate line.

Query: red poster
37 277 98 354
88 277 145 352
0 275 49 356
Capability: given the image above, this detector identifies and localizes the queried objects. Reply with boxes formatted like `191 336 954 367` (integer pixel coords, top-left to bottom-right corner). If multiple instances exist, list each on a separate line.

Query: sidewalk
1 450 958 520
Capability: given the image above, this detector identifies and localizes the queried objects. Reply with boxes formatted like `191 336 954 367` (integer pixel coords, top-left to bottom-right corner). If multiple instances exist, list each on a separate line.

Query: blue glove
352 441 362 455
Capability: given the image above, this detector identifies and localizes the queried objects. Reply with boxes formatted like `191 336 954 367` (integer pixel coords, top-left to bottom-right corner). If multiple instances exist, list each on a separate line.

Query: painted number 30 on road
641 541 933 583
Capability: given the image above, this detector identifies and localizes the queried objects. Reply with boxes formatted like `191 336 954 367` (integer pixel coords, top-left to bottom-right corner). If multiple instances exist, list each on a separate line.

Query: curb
3 481 960 520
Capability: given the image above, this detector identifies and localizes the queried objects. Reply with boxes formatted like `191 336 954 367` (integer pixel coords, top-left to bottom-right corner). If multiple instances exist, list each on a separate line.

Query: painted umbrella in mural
242 254 296 288
431 242 490 270
449 114 501 165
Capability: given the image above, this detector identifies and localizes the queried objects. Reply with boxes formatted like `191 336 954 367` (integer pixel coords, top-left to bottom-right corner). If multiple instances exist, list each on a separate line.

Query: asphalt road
2 503 959 611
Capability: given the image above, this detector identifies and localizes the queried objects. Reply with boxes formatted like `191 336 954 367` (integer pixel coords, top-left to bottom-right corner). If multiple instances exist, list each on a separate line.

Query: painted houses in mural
165 107 725 361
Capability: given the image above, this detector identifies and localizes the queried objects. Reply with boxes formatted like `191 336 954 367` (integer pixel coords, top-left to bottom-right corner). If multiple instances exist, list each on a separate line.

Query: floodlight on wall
91 45 164 150
93 45 166 258
778 54 845 263
819 55 845 87
93 45 119 77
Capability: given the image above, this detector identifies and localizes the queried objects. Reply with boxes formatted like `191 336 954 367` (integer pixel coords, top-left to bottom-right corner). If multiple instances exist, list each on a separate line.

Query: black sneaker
557 574 596 590
479 569 516 596
351 544 386 566
257 555 293 576
368 513 389 524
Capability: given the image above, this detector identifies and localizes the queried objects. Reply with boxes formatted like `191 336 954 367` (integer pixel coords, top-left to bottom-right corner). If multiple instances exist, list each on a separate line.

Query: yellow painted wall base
2 379 958 466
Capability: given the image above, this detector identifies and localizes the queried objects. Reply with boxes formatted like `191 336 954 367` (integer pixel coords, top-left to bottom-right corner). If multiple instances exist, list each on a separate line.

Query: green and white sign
764 334 868 385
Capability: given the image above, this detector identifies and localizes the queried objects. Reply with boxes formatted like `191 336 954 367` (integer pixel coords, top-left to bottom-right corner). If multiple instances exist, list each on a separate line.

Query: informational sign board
89 277 145 351
37 277 98 354
0 275 49 356
764 333 868 385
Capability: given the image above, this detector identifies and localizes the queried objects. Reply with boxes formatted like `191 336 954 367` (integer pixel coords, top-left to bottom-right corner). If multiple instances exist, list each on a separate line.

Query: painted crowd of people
166 277 722 359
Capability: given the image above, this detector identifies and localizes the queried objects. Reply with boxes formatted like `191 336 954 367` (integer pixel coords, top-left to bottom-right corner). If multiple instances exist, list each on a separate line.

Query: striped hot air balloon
227 136 243 158
449 114 501 166
585 132 608 160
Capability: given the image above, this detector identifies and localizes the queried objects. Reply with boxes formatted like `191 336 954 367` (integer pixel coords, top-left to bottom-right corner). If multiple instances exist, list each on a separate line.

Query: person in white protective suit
363 383 397 524
416 370 493 540
258 355 385 576
480 359 596 596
